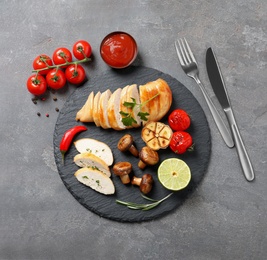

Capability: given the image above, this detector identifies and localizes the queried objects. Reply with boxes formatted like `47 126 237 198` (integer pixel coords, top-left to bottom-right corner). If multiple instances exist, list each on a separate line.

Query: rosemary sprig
116 192 173 211
120 92 160 127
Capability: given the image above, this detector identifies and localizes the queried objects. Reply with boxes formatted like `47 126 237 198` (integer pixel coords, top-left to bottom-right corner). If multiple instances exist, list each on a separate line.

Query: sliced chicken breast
76 91 94 122
119 85 131 128
74 138 114 166
92 91 101 127
74 153 111 177
75 167 115 195
126 84 141 128
98 89 112 129
107 88 126 130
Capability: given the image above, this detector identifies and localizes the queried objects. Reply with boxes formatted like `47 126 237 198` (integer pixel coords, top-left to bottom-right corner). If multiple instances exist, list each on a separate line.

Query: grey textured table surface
1 1 266 259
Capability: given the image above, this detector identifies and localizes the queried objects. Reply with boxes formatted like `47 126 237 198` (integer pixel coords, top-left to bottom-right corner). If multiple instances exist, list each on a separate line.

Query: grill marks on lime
158 158 191 191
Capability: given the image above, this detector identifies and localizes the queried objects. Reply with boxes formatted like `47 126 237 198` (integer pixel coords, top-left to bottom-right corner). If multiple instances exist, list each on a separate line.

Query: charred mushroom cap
138 146 159 169
112 161 132 184
117 134 139 157
131 174 154 194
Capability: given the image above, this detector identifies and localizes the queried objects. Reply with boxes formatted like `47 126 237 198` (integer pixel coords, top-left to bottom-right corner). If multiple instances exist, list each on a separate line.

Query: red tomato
52 47 72 68
73 40 92 60
169 131 193 154
32 54 53 75
27 74 47 96
46 69 66 90
168 109 191 131
65 64 86 85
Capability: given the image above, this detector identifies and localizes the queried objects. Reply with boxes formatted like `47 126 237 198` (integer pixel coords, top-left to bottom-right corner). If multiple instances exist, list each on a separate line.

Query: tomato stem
33 69 40 80
39 55 51 67
32 57 91 73
55 66 59 74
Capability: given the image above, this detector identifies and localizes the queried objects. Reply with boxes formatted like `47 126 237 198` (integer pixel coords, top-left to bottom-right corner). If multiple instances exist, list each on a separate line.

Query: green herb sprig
116 192 173 211
120 92 160 127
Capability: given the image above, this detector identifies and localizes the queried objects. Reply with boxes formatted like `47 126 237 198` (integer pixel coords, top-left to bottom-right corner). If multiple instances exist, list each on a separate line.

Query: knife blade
206 47 254 181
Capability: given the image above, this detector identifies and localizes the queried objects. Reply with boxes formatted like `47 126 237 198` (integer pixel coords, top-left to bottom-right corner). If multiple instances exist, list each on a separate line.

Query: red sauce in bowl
100 32 138 69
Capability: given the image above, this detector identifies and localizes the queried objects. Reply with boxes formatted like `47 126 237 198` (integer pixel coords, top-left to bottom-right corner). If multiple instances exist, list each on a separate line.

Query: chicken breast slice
98 89 112 129
75 167 115 195
76 91 94 122
126 84 141 128
118 85 131 128
93 91 101 127
73 153 111 177
107 88 126 130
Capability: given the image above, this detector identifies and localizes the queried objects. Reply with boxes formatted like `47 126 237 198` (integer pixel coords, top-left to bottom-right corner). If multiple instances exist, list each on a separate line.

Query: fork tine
183 38 197 64
174 40 185 66
180 38 193 64
177 39 189 65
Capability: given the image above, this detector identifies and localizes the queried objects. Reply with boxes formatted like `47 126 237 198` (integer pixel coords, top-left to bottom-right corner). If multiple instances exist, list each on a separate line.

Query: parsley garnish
86 148 92 153
120 110 137 126
138 111 150 121
120 92 160 126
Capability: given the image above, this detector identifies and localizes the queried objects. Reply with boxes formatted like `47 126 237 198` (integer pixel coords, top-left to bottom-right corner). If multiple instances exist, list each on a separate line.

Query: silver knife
206 47 254 181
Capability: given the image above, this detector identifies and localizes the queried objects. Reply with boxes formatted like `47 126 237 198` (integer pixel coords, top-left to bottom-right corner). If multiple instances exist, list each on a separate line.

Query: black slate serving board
53 66 211 222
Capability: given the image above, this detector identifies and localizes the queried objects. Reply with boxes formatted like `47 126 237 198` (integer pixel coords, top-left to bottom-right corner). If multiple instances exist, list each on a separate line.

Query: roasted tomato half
169 131 194 154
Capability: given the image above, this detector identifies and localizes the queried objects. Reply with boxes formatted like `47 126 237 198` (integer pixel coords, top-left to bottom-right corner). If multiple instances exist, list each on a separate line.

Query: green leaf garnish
138 111 149 121
120 111 137 126
123 98 137 109
120 93 160 127
116 193 173 211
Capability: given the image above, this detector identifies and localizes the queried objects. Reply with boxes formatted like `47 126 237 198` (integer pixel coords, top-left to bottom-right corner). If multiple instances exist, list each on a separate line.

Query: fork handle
194 76 234 148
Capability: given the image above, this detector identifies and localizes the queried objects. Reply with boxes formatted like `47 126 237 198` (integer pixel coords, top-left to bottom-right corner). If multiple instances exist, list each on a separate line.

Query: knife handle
195 77 234 148
225 108 255 181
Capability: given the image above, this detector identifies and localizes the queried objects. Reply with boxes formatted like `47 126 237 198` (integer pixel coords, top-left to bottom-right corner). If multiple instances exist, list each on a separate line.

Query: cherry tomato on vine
168 109 191 131
52 47 72 68
169 131 194 154
72 40 92 60
65 64 86 85
32 54 53 75
27 74 47 96
46 69 66 90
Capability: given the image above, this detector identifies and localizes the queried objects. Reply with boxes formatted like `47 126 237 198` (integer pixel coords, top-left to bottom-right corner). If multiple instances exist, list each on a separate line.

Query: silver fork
175 38 234 148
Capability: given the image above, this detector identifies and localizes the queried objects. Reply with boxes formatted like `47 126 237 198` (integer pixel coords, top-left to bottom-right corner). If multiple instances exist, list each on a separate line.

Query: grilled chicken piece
139 78 172 124
75 91 94 122
75 167 115 195
75 78 172 130
119 85 130 127
126 84 141 128
74 153 111 177
74 138 114 166
107 88 126 130
92 91 101 127
98 89 112 129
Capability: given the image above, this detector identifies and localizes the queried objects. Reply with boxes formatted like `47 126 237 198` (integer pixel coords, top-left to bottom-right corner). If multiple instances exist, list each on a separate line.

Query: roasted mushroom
138 146 159 169
131 174 154 194
112 161 132 184
117 134 139 157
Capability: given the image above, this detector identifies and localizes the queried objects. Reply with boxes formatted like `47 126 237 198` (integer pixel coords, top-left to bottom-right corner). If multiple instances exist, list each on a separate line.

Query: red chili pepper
60 125 87 163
